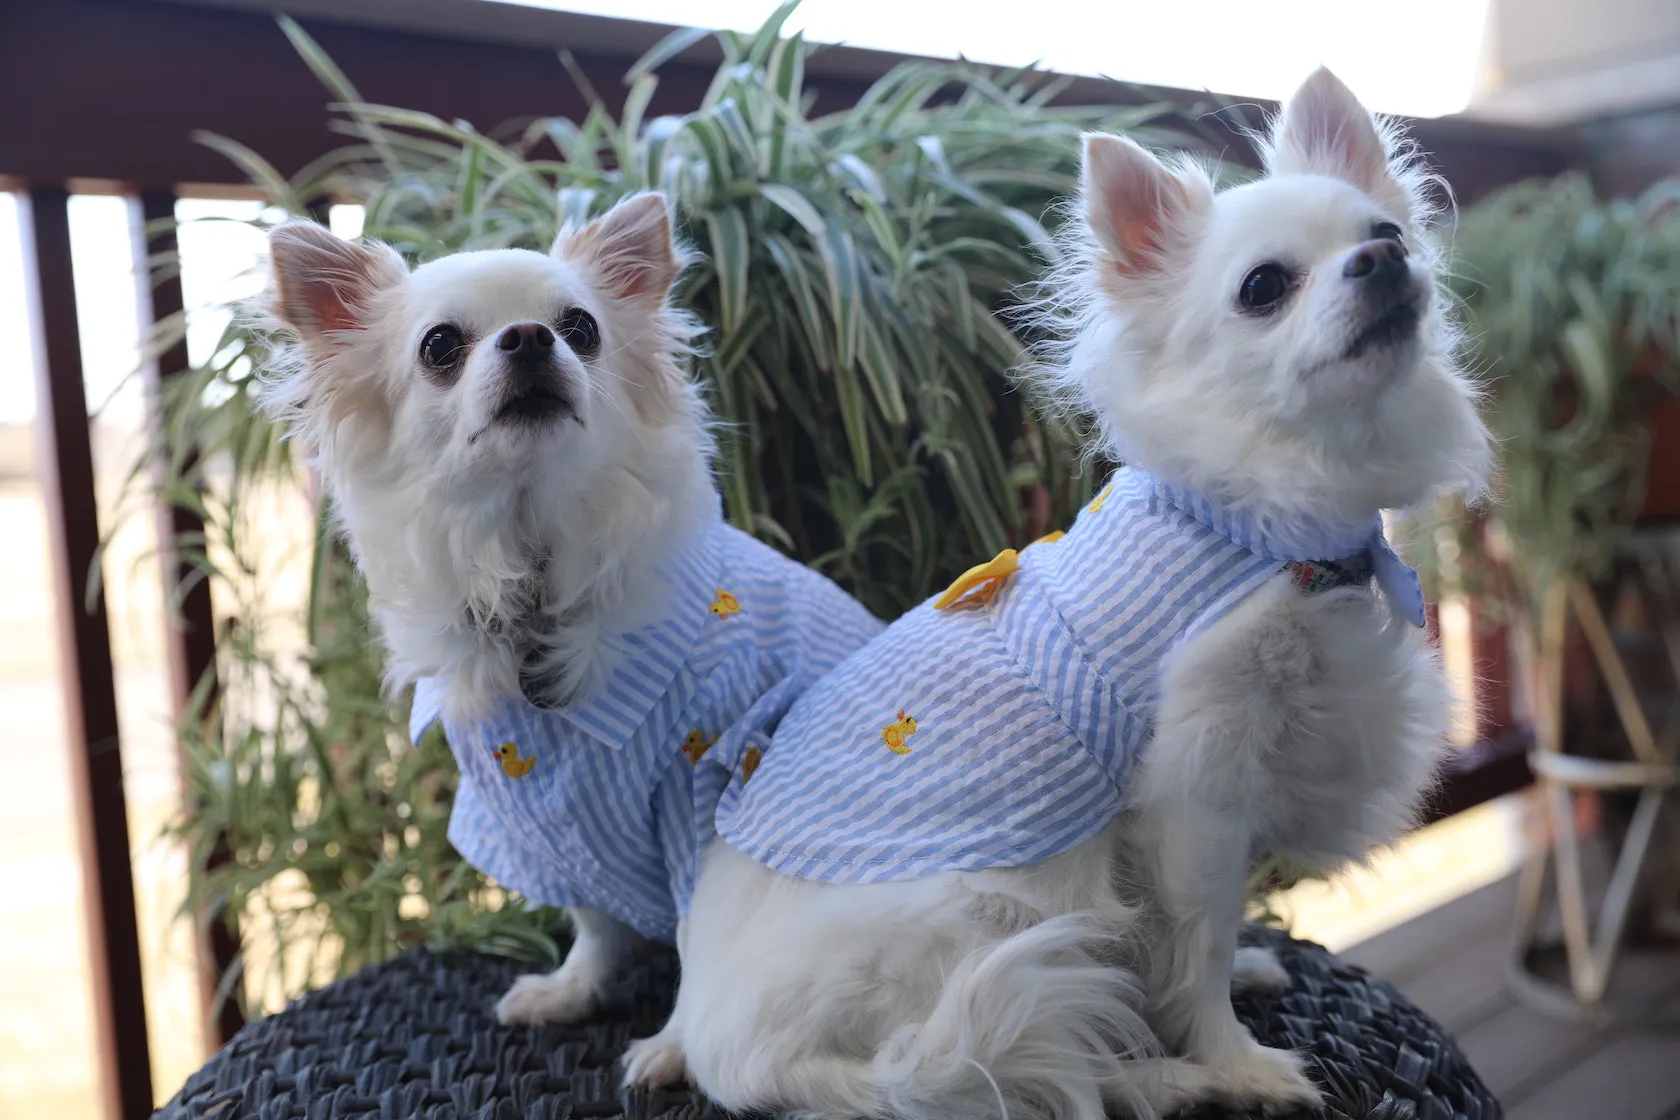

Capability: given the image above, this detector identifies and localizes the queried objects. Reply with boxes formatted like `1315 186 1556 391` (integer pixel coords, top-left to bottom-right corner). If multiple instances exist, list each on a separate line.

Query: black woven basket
156 924 1499 1120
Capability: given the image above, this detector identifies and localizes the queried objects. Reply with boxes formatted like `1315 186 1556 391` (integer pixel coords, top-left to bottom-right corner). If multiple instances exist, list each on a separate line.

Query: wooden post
22 186 154 1119
134 188 243 1047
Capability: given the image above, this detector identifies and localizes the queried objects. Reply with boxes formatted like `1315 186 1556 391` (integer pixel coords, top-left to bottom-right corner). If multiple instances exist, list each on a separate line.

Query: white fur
679 826 1165 1120
678 68 1490 1118
259 194 710 1086
496 906 641 1024
1230 947 1292 996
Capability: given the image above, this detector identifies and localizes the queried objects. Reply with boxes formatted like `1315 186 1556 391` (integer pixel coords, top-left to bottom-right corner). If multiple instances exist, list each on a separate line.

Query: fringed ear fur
1080 133 1204 279
551 192 684 305
1267 67 1399 203
268 220 407 345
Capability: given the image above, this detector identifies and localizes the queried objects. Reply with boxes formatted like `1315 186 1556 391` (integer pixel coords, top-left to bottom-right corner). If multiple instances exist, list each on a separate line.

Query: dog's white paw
622 1029 688 1089
495 970 600 1026
1146 1044 1321 1117
1214 1043 1322 1115
1232 946 1292 995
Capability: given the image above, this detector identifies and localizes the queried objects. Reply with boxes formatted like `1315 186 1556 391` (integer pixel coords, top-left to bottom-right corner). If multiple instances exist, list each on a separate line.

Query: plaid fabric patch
1286 556 1375 594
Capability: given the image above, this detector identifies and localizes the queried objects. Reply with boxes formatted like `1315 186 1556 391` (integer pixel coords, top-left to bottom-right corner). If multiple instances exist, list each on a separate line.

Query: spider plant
136 3 1230 1010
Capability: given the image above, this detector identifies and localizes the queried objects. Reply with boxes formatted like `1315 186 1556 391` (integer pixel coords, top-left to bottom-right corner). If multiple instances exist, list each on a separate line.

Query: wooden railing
2 2 1603 1117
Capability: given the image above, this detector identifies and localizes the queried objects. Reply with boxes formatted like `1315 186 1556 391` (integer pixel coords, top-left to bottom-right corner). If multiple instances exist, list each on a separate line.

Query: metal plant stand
1512 528 1680 1025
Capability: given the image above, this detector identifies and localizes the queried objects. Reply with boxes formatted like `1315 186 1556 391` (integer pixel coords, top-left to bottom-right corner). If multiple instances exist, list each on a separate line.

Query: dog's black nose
496 322 555 360
1342 238 1409 284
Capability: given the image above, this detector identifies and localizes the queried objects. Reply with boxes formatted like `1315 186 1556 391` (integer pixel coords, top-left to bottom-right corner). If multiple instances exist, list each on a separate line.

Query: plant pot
1469 597 1516 741
1636 388 1680 523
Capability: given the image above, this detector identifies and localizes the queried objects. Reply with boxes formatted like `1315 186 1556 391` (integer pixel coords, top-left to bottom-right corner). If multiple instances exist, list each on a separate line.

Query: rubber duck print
882 711 919 755
1088 483 1114 513
710 589 742 619
493 742 536 778
682 729 716 764
740 745 763 783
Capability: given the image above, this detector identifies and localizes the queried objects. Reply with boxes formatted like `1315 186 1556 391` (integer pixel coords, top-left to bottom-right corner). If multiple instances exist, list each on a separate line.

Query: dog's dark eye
556 307 600 359
1238 263 1291 312
419 325 467 372
1372 220 1405 244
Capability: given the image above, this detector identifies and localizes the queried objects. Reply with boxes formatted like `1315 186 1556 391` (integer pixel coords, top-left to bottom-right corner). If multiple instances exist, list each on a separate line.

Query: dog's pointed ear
553 192 683 305
1270 68 1390 194
1081 133 1198 278
268 221 406 345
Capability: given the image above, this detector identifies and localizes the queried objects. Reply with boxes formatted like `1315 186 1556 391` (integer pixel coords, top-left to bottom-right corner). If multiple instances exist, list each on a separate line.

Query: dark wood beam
1 0 1575 204
22 186 154 1120
1 0 726 188
1579 104 1680 197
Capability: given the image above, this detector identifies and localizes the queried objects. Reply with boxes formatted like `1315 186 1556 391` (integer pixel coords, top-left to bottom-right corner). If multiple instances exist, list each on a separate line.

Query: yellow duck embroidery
1088 483 1114 513
493 742 536 778
740 745 763 783
710 589 742 619
882 711 919 755
681 729 717 764
933 531 1065 611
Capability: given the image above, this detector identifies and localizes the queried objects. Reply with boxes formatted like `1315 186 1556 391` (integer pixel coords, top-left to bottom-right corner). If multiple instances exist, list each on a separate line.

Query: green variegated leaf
834 358 873 486
817 225 864 370
625 24 712 85
682 115 734 195
858 315 908 426
758 182 826 238
705 206 751 334
190 133 302 214
746 0 802 66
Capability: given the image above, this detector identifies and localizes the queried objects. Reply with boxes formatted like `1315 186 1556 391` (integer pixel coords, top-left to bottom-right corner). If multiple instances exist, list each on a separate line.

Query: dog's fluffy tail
794 912 1156 1120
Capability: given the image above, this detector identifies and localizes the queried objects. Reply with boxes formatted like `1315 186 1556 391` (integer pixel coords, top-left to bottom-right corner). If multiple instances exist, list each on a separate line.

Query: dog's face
400 249 601 464
1071 69 1489 516
262 193 709 710
1187 173 1426 417
263 193 695 512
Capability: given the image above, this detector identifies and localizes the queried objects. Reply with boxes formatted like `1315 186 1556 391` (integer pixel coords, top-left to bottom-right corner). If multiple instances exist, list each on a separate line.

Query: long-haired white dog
258 193 881 1085
673 68 1490 1118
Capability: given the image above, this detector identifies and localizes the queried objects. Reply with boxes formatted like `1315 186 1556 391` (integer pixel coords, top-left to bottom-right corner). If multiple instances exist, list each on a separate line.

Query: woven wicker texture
156 925 1499 1120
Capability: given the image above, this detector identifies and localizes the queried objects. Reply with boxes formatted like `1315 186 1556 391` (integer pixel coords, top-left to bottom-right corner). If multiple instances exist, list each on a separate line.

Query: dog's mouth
467 387 578 445
1342 300 1421 361
492 387 577 427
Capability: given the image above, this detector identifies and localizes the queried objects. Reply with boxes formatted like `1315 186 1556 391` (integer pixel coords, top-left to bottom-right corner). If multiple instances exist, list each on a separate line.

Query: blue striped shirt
715 468 1423 883
410 504 884 942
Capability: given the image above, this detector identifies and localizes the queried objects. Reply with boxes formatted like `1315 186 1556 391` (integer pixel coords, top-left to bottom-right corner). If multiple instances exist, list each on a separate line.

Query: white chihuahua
259 193 881 1085
675 69 1490 1119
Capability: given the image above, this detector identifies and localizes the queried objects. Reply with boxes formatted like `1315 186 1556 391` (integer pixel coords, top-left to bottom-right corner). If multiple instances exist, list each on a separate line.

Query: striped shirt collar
1137 470 1426 628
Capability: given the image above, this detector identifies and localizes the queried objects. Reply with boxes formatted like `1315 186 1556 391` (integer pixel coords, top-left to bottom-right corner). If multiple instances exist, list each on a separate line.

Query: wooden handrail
22 186 155 1120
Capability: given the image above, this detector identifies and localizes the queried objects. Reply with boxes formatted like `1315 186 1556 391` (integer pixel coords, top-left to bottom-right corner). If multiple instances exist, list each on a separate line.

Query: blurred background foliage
1410 173 1680 617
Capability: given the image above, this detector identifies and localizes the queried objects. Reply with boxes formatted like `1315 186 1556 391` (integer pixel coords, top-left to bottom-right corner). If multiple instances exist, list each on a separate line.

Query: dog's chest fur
1140 571 1450 868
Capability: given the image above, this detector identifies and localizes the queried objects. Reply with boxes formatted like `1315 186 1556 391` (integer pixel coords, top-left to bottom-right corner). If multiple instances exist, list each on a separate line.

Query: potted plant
1442 173 1680 601
1430 172 1680 943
